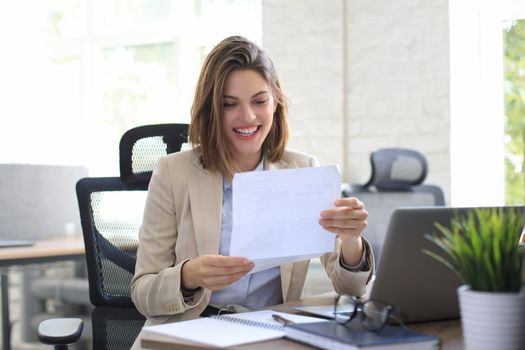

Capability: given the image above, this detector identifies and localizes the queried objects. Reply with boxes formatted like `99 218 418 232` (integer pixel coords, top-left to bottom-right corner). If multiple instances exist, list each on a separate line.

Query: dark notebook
284 321 439 350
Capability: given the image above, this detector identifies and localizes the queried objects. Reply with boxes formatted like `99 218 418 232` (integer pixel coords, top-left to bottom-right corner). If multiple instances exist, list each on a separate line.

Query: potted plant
424 207 525 350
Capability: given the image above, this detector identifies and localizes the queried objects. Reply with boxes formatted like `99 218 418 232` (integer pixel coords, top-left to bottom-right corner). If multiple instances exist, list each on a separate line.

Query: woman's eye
255 100 267 105
223 102 236 108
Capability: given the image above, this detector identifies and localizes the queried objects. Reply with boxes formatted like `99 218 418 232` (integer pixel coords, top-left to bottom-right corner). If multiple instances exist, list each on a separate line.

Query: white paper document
229 165 341 273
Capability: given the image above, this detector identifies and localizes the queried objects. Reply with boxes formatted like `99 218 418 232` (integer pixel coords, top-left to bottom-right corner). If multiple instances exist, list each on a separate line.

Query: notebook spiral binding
211 315 285 332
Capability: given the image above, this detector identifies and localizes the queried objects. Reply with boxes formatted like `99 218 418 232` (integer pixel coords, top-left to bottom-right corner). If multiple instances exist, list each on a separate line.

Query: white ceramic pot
458 285 525 350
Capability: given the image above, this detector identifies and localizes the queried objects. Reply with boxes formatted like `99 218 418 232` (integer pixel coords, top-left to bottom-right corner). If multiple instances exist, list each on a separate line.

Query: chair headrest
119 124 188 184
364 148 428 191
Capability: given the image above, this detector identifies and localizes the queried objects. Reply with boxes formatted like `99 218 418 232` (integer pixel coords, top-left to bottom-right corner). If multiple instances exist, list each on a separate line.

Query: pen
272 314 295 326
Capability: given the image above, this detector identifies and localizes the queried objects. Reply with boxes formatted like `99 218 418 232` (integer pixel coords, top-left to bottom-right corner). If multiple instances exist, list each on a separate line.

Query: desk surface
0 236 85 266
135 295 464 350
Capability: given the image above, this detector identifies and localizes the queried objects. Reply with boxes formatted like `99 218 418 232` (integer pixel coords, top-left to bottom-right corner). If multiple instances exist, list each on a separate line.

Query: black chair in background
38 124 189 349
119 123 189 185
83 123 188 307
342 148 445 266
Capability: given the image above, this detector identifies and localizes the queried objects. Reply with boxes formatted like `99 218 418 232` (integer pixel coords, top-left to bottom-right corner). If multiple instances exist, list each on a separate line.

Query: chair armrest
37 318 83 345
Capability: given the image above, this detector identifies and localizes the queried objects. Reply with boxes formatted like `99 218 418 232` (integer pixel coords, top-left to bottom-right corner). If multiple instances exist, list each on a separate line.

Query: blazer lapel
187 156 223 256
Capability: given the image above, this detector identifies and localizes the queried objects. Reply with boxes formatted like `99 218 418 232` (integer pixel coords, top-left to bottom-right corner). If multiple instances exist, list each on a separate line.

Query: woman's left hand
319 197 368 266
319 197 368 242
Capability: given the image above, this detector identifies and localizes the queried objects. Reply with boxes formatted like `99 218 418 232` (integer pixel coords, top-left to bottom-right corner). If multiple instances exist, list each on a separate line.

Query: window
503 19 525 204
0 0 262 176
449 0 525 206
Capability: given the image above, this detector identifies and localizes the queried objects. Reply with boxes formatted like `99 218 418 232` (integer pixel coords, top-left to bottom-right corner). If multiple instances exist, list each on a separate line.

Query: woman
131 36 373 325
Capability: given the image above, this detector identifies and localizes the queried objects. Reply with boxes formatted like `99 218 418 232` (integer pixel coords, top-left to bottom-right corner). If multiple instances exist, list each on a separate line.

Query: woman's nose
239 104 256 121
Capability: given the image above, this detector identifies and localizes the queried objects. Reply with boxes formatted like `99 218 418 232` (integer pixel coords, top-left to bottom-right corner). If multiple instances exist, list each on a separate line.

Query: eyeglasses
333 294 405 331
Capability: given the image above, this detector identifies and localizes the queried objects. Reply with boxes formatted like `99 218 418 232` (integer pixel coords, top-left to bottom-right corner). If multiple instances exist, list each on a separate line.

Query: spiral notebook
142 310 325 348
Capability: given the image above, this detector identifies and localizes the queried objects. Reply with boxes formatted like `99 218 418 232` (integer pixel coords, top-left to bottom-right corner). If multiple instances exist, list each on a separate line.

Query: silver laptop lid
0 239 34 248
369 206 525 324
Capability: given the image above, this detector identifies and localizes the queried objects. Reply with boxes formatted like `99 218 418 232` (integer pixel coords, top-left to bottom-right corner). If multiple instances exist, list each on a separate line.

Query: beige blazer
131 148 373 326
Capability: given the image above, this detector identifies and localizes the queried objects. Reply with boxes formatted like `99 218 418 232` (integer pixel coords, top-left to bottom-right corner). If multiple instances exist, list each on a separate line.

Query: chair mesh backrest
77 178 147 307
131 136 170 173
90 190 145 297
92 307 145 350
120 124 188 184
105 319 144 350
78 123 189 307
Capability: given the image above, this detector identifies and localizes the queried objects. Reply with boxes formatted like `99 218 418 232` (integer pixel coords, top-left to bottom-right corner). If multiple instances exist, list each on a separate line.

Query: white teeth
234 126 258 136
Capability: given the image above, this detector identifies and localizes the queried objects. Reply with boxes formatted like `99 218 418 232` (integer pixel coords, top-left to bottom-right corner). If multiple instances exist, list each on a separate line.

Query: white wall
263 0 452 202
262 0 346 172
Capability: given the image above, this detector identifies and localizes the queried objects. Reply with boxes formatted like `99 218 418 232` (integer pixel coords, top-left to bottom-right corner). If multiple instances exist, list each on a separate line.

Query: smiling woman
189 35 289 182
130 36 374 328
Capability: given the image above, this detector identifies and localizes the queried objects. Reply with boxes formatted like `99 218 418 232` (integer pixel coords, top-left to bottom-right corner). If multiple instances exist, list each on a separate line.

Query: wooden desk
135 294 464 350
0 236 85 350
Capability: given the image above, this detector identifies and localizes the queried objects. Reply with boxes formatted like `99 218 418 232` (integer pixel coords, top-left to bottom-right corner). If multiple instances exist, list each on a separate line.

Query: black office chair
342 148 445 266
38 123 188 349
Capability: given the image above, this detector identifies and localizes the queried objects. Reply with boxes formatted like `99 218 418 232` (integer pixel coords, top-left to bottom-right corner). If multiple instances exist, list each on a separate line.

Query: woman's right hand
181 255 254 291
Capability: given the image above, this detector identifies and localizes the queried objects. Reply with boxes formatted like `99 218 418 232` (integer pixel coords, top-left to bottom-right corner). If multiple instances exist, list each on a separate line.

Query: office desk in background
0 236 85 350
135 295 464 350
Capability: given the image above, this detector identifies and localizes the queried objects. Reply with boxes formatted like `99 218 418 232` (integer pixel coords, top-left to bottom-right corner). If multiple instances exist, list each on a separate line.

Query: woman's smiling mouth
234 126 260 137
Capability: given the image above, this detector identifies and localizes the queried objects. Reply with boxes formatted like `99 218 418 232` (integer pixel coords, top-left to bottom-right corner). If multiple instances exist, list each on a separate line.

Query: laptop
297 206 525 324
0 239 34 248
371 206 525 323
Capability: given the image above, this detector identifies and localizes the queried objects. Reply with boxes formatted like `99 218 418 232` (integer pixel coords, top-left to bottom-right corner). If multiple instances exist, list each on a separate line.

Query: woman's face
222 69 276 171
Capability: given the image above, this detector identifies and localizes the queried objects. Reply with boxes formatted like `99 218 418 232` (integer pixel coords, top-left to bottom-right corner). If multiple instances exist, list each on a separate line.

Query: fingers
203 262 254 276
320 197 366 220
203 271 250 291
319 217 368 230
200 255 253 275
182 255 255 291
205 255 252 267
337 197 364 208
320 207 368 220
319 197 368 239
201 266 252 291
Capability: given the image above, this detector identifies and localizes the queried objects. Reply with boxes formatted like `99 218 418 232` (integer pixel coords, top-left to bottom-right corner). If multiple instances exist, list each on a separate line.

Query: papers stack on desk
141 310 325 349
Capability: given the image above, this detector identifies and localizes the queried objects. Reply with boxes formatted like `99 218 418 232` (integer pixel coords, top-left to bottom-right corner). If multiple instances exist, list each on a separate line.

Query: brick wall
263 0 451 202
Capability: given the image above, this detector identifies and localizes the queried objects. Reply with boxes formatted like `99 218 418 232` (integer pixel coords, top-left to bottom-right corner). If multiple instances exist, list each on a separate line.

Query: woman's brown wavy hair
188 36 289 180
